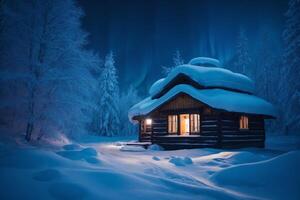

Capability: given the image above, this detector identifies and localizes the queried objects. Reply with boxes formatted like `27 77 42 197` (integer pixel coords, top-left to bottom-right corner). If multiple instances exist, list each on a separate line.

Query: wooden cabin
129 57 276 150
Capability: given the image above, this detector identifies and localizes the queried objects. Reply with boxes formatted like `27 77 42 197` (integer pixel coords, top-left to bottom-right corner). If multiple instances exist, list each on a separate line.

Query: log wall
220 115 265 148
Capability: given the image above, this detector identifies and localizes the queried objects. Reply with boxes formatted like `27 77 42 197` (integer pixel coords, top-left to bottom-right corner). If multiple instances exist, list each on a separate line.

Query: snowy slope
0 136 299 200
130 84 277 121
149 64 255 96
211 151 300 200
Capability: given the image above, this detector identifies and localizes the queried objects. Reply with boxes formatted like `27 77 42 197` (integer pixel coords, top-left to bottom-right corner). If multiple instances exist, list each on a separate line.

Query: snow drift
211 151 300 200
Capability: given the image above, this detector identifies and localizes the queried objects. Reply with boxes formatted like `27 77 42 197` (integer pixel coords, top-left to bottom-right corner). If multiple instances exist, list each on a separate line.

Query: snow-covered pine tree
254 31 274 100
162 50 184 75
98 52 120 136
0 0 6 59
234 28 251 75
281 0 300 134
0 0 99 141
249 29 282 133
119 86 141 135
0 0 4 35
90 56 104 134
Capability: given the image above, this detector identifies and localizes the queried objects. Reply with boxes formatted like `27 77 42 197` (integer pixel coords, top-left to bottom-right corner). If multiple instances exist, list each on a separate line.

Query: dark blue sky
78 0 287 95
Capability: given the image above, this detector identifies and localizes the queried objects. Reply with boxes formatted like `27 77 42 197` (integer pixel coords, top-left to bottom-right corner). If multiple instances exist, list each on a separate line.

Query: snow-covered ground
0 135 299 200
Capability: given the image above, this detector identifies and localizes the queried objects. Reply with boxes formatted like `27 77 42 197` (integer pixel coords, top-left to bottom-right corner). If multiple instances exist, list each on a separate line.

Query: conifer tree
234 28 251 75
98 52 120 136
162 50 184 75
281 0 300 133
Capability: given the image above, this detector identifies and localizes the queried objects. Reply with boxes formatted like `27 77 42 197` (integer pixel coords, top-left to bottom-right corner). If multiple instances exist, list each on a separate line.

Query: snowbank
130 84 277 121
169 156 193 166
211 151 300 200
56 147 100 164
148 144 164 151
120 145 146 152
149 64 255 96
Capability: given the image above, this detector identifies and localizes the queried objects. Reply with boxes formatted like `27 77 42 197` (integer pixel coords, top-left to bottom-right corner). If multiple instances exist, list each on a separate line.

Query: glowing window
145 118 152 125
240 116 249 129
190 114 200 133
168 115 178 134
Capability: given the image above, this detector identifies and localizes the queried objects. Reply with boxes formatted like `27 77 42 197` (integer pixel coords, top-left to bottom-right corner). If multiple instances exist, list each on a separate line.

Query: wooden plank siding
138 93 266 149
220 115 265 148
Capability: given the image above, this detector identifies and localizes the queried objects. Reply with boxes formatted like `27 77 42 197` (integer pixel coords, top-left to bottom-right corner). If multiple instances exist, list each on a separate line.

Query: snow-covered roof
129 84 277 121
149 64 255 97
188 57 221 67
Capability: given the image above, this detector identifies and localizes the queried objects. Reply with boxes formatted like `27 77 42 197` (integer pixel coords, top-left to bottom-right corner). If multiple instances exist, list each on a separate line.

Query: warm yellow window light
145 118 152 125
168 115 178 133
240 115 249 129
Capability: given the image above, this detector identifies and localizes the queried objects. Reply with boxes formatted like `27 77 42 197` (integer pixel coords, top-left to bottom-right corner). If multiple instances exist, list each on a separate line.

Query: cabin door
179 114 190 136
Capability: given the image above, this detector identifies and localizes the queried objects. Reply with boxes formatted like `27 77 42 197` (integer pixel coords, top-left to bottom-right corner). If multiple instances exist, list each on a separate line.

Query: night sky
78 0 287 95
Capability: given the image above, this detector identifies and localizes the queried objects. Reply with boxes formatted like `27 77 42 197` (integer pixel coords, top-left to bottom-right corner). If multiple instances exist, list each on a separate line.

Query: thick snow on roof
149 65 255 96
130 84 277 121
188 57 221 67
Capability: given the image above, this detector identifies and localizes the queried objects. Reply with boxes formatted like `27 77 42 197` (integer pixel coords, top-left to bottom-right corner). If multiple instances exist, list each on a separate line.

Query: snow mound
129 84 277 121
225 151 268 164
63 144 81 151
56 147 99 164
148 144 164 151
211 151 300 200
188 57 221 67
81 147 98 157
120 145 146 152
33 169 61 182
152 156 160 161
148 64 255 97
212 151 267 165
169 156 193 166
193 151 268 167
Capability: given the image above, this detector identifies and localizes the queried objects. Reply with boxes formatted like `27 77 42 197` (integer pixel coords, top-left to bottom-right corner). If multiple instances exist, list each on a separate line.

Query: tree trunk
25 84 35 141
25 122 34 141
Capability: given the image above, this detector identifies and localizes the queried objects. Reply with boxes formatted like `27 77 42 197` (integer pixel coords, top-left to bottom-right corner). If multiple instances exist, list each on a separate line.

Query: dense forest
0 0 299 142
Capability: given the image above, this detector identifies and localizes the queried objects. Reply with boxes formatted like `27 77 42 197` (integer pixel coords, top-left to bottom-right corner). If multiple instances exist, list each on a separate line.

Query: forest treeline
164 0 300 135
0 0 299 142
0 0 140 141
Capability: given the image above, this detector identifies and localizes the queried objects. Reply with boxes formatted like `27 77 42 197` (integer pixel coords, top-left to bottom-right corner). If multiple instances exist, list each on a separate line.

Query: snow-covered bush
148 144 164 151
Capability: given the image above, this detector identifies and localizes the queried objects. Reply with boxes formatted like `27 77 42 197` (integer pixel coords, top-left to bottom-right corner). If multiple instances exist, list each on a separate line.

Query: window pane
168 115 178 134
168 116 171 133
240 116 249 129
191 114 200 133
